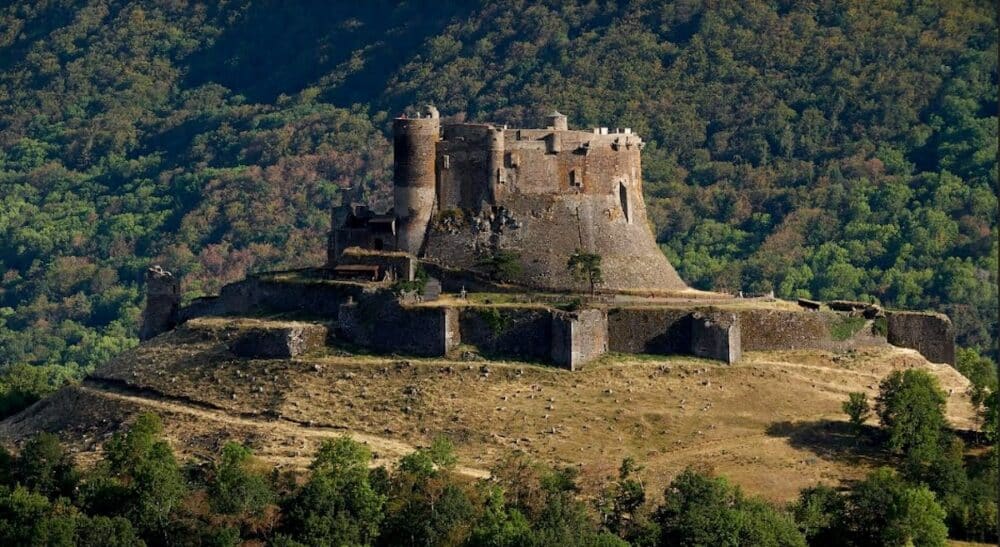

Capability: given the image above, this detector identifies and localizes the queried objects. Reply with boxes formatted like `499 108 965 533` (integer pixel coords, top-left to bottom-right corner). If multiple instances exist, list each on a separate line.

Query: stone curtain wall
886 311 956 364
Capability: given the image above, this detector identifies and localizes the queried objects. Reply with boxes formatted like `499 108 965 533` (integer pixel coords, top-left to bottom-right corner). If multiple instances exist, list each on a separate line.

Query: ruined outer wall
886 311 956 364
458 307 552 360
338 293 455 357
607 308 693 354
139 267 180 340
179 274 364 321
691 311 742 364
738 309 833 351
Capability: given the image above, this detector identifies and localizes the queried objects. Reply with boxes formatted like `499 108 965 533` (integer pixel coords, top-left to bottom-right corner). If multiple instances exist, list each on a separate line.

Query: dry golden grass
0 322 976 504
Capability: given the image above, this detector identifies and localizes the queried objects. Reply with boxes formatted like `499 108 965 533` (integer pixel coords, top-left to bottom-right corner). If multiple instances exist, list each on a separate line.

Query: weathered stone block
228 323 328 359
886 311 955 364
551 308 608 370
690 311 741 364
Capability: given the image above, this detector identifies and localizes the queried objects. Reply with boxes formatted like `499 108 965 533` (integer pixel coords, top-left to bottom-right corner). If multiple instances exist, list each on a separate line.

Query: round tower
487 126 505 203
546 110 568 131
393 106 439 254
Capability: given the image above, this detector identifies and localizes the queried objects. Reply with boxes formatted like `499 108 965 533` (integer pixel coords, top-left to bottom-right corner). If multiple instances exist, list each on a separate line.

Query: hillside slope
2 319 976 502
0 1 996 403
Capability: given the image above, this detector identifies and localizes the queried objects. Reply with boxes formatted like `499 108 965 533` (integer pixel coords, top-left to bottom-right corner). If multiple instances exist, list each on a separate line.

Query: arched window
619 182 630 223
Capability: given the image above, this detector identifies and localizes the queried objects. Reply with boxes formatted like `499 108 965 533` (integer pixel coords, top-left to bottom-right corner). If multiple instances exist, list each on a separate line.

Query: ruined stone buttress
330 107 688 293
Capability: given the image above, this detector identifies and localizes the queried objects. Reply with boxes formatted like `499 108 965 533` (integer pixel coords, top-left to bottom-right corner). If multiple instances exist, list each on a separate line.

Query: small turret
546 111 568 131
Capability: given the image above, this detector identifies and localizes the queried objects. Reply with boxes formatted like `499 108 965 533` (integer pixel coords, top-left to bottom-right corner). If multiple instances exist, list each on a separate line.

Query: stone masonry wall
551 308 608 370
606 308 693 354
458 307 552 361
691 311 741 364
337 292 454 357
886 311 956 364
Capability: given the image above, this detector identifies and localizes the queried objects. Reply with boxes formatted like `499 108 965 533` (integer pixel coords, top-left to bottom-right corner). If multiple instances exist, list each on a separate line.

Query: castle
329 106 686 292
139 108 957 371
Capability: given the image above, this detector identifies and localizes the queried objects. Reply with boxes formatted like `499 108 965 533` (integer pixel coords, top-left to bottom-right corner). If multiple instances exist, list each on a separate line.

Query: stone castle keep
141 108 957 370
330 106 686 292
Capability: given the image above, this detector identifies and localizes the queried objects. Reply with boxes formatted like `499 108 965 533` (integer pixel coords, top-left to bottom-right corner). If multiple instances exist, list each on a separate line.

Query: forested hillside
1 1 996 409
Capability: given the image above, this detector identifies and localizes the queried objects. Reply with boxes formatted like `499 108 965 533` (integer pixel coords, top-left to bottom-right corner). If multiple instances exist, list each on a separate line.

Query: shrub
208 442 275 517
842 392 871 431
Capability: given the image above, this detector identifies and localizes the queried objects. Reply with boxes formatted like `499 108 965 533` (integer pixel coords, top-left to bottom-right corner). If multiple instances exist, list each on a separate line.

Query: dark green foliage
478 250 523 283
208 442 274 517
568 249 604 294
2 412 990 545
791 485 844 546
875 369 948 462
791 469 949 547
983 390 999 444
75 515 145 547
829 316 866 341
842 392 871 431
466 486 533 547
596 457 659 545
841 468 947 547
954 347 998 410
846 367 999 543
0 485 143 547
82 413 187 542
0 364 73 419
12 432 78 498
393 265 429 295
379 438 476 546
476 306 507 336
872 317 888 338
653 468 806 546
280 437 385 546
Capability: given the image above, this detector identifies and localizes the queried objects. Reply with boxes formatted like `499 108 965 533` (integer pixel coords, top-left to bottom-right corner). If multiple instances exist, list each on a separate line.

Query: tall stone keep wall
394 116 439 254
421 119 688 292
886 311 956 364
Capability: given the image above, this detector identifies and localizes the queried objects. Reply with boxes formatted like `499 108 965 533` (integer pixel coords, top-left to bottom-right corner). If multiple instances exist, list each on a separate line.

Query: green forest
0 2 996 412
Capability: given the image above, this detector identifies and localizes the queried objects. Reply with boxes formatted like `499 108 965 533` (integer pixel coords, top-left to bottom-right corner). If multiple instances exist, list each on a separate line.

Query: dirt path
75 382 490 479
